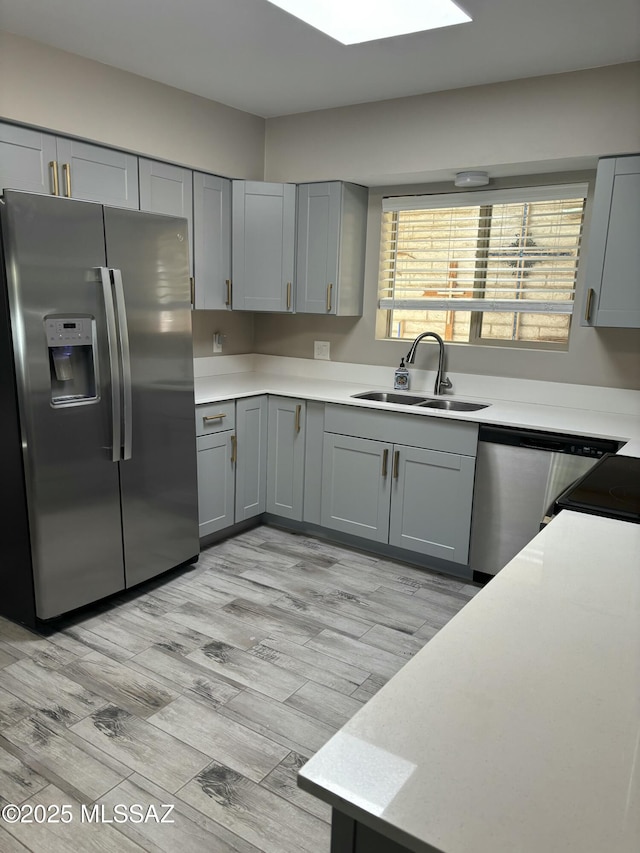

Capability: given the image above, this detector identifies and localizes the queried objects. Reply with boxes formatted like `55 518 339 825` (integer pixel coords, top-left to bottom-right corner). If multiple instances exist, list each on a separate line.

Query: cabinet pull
295 403 301 433
230 435 237 463
382 448 388 477
392 450 400 479
62 162 71 197
584 288 595 323
190 277 195 306
225 279 232 307
327 283 333 312
49 161 59 196
286 281 292 311
204 413 227 422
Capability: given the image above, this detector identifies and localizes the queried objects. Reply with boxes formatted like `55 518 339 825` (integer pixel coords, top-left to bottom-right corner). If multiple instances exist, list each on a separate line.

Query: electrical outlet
314 340 330 360
213 333 223 354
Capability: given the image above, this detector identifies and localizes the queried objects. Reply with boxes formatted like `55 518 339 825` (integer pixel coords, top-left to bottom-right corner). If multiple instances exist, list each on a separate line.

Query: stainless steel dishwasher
469 425 620 577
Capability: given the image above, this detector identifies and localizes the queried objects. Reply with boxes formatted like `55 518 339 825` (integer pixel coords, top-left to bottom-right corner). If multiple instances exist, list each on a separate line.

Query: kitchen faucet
405 332 453 396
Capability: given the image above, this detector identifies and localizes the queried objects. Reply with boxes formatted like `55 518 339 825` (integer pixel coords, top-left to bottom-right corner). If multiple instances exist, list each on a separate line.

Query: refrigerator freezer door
103 207 199 588
2 192 126 618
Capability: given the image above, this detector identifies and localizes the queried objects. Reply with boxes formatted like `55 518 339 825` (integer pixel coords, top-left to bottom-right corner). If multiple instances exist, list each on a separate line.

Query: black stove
554 453 640 523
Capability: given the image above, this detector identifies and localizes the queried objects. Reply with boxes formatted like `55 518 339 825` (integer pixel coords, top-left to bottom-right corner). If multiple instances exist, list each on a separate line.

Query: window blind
378 184 587 316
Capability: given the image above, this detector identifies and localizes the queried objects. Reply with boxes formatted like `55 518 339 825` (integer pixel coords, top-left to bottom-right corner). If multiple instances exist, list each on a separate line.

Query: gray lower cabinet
193 172 231 310
235 396 267 521
389 444 475 564
196 430 235 537
266 396 306 520
0 122 139 207
296 181 368 315
321 433 392 542
330 810 410 853
232 181 296 312
321 408 477 564
582 154 640 328
139 158 194 277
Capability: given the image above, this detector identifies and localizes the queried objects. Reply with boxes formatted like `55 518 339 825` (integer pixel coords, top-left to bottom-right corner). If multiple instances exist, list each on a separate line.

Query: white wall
264 63 640 185
0 30 265 179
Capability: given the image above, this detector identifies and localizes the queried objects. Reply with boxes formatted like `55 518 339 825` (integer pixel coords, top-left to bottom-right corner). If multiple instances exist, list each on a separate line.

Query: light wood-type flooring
0 525 479 853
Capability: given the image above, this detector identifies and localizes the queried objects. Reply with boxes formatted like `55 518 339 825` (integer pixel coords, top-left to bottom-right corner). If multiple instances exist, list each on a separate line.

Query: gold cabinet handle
230 434 237 463
584 288 595 323
225 279 232 307
393 449 400 479
327 283 333 312
62 162 71 197
295 403 301 433
49 161 59 196
286 282 292 311
190 277 195 306
382 448 388 477
204 413 227 422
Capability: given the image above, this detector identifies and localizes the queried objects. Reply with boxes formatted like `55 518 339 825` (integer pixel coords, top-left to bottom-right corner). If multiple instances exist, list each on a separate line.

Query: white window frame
379 183 588 348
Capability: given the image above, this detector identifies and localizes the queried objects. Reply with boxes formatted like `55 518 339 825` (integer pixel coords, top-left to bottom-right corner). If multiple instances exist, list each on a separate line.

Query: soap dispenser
394 358 410 391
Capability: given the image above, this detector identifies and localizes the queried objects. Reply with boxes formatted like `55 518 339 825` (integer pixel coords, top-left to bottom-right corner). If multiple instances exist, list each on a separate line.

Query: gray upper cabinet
232 181 296 312
193 172 232 310
0 123 57 194
582 154 640 328
296 182 368 315
139 158 193 276
0 122 139 208
235 396 267 522
266 396 305 520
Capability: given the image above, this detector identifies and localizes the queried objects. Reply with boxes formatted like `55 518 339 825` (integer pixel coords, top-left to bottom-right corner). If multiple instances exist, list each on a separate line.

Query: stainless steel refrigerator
0 190 199 626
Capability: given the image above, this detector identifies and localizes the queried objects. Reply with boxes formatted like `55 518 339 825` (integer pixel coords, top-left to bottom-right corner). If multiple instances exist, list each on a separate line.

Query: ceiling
1 0 638 118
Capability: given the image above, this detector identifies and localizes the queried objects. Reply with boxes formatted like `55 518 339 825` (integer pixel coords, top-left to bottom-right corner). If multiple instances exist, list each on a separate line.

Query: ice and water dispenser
45 316 98 405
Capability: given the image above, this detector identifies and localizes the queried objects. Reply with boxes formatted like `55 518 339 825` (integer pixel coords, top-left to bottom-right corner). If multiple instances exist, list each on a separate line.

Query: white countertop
194 370 640 456
297 510 640 853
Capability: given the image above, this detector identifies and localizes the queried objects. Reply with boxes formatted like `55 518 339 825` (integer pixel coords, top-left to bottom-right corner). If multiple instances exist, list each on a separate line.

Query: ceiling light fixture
266 0 471 46
454 171 490 188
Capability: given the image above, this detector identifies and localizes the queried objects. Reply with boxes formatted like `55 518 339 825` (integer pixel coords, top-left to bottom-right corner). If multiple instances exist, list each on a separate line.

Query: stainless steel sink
351 391 490 412
351 391 429 405
417 399 490 412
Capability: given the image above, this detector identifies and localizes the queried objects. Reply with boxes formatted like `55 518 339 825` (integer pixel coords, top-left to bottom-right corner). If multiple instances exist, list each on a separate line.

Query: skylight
267 0 472 45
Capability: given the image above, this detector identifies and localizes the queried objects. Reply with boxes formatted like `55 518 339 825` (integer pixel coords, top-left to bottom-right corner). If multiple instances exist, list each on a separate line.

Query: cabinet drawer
196 401 235 436
324 404 478 456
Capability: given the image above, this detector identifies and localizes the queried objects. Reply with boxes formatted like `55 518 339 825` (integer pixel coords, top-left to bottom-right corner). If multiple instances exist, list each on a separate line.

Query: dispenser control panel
46 317 93 345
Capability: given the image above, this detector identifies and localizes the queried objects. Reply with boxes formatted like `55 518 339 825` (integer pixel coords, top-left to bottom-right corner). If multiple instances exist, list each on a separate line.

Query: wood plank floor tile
0 687 32 729
304 629 408 680
186 641 306 701
0 826 31 853
219 689 335 756
359 623 428 660
149 695 289 783
0 749 49 804
98 774 261 853
62 651 179 718
247 636 369 696
179 760 330 853
350 673 387 702
260 751 332 823
284 681 363 730
71 705 210 794
128 646 242 709
221 598 324 644
166 603 268 651
270 593 376 639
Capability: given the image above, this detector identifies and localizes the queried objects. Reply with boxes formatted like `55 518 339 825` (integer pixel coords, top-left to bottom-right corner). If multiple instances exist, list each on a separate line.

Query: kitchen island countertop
297 510 640 853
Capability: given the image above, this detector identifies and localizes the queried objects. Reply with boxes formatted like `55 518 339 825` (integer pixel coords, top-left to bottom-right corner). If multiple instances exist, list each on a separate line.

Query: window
377 184 587 347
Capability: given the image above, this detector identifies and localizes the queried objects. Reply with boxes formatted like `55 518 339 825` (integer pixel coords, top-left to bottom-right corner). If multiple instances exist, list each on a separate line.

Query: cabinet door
139 159 193 276
266 397 305 520
389 445 475 564
236 396 267 521
55 138 139 208
321 433 392 543
193 172 231 310
197 432 235 537
232 181 296 312
582 156 640 328
296 182 341 314
0 123 58 194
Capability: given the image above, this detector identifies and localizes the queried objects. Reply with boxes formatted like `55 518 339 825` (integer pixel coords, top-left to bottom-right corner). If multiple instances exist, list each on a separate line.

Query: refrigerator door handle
111 268 133 461
99 267 122 463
